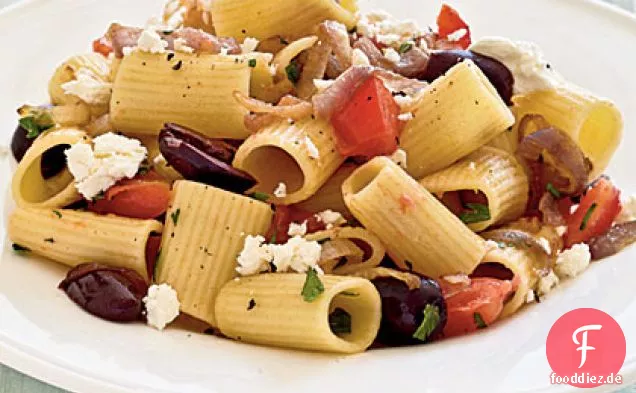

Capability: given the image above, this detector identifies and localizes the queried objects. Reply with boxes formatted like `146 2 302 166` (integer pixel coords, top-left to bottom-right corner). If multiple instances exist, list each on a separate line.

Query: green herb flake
170 208 181 226
329 308 352 335
580 203 598 231
52 210 62 219
44 238 55 243
546 183 561 199
474 312 488 329
248 58 257 68
412 304 441 341
285 62 300 84
249 192 270 202
301 267 324 302
269 230 277 244
459 203 491 224
398 42 413 54
12 243 30 253
18 110 54 139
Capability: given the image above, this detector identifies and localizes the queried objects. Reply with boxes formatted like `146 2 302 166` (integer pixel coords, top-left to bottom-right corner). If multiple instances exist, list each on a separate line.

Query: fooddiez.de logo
546 308 626 388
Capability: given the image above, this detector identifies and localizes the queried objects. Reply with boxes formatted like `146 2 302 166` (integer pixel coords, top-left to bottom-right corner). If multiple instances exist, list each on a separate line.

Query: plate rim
0 0 635 392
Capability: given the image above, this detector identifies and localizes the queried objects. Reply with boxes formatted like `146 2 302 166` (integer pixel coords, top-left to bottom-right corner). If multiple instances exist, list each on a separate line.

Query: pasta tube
233 117 345 204
8 207 161 279
12 128 88 208
155 181 273 327
215 273 381 354
342 157 487 278
512 86 623 178
110 51 251 139
212 0 358 41
293 163 357 217
400 60 515 178
419 146 528 232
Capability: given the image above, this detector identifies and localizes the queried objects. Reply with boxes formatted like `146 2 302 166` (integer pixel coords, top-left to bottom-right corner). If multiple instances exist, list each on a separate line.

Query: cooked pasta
293 163 357 216
212 0 358 41
12 128 87 208
342 157 488 277
418 146 529 232
512 86 623 178
399 60 515 178
110 51 251 139
214 273 381 353
155 180 273 326
8 207 161 279
233 117 345 204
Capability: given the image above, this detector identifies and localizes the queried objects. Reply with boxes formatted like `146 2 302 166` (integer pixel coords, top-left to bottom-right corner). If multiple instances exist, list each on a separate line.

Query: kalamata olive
372 276 447 346
10 125 33 162
41 144 70 179
419 50 514 105
59 263 149 322
159 123 257 193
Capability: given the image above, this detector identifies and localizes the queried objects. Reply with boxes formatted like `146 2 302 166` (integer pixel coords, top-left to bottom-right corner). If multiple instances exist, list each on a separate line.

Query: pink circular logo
546 308 626 388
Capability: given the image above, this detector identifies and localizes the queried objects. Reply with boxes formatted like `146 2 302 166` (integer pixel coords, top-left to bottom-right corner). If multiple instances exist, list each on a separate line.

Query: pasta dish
6 0 636 354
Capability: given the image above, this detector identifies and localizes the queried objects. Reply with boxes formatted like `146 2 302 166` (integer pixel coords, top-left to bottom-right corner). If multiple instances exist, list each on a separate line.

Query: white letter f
572 324 602 368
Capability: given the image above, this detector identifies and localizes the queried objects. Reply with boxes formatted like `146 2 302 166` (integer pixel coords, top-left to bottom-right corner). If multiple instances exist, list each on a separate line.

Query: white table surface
0 0 635 392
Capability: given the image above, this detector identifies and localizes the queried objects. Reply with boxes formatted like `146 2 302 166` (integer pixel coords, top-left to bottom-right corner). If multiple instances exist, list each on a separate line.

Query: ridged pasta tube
293 163 357 216
156 181 273 326
11 128 88 208
400 60 515 178
419 146 529 232
110 51 251 139
342 157 487 278
512 86 622 178
212 0 358 41
233 118 345 205
215 273 381 354
8 207 162 279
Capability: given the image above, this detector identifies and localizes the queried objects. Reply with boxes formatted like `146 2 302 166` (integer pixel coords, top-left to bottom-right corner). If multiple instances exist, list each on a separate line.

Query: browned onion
538 193 567 226
516 125 591 195
588 221 636 260
237 94 312 133
296 41 332 99
353 37 394 70
482 228 552 277
319 21 352 79
312 65 374 119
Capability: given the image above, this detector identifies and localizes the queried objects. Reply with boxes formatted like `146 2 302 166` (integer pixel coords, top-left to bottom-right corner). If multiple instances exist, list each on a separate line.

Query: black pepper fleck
172 60 183 70
167 53 175 61
247 299 256 310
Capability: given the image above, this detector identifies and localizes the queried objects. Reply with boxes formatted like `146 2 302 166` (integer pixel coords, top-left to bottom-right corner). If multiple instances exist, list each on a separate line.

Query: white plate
1 0 635 392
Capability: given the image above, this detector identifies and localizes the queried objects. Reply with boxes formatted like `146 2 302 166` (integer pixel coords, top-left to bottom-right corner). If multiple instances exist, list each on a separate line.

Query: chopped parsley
170 208 181 226
412 304 441 341
459 203 491 224
248 58 257 68
580 203 598 231
269 230 277 244
546 183 561 199
301 267 324 302
249 192 270 202
12 243 30 253
474 312 488 329
285 62 300 84
52 210 62 219
19 110 55 139
398 42 413 54
329 308 352 335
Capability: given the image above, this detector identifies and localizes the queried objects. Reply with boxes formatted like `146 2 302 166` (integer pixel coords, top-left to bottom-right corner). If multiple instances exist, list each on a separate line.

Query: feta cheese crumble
288 221 308 237
236 235 272 276
315 210 345 229
469 37 564 95
241 37 260 54
236 235 323 276
397 112 414 122
351 48 371 66
137 29 169 54
389 148 408 170
273 182 288 198
442 274 471 285
537 237 552 255
173 38 194 54
554 243 591 279
61 68 112 105
65 133 147 199
305 137 320 159
525 289 536 304
357 10 422 49
143 284 180 331
383 47 401 64
617 195 636 223
536 270 560 297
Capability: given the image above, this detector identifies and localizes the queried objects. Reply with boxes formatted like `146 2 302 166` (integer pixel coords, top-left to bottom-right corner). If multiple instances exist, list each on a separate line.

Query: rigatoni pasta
155 180 273 326
293 163 357 217
400 60 515 178
342 157 488 277
215 274 381 353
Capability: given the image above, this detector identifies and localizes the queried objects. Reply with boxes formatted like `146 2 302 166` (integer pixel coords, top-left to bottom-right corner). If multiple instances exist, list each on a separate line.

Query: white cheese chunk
315 210 346 229
305 137 320 159
61 68 112 105
143 284 180 331
236 235 272 276
173 38 194 54
137 29 169 54
554 243 591 279
273 182 288 198
357 10 422 48
536 270 560 297
241 37 260 54
288 221 308 237
389 148 408 170
537 237 552 255
617 195 636 223
269 236 322 273
65 133 147 199
397 112 414 122
383 47 401 64
525 289 537 304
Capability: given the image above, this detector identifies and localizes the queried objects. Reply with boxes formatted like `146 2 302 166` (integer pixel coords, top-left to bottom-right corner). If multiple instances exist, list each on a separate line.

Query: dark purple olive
10 125 33 162
41 144 70 179
419 50 514 105
159 123 257 193
372 276 447 346
59 263 149 322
